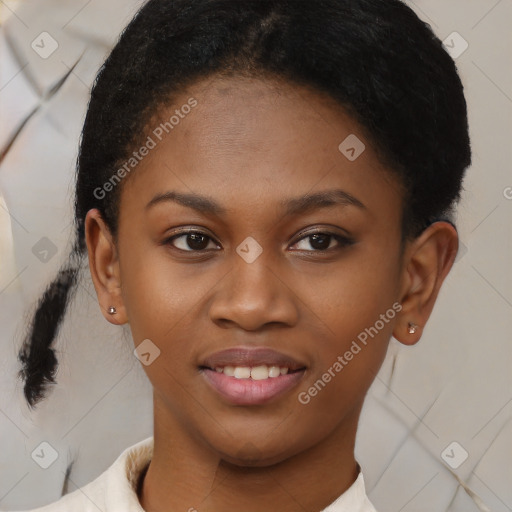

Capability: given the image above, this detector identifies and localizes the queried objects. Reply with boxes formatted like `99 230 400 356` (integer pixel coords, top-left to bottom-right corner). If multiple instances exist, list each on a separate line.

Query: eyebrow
145 189 366 216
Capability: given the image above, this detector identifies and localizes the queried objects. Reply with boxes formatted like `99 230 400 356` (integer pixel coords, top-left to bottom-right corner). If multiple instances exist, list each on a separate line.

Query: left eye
292 233 351 252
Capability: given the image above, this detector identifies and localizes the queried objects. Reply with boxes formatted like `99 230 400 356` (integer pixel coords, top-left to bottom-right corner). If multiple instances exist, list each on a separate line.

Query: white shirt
13 438 377 512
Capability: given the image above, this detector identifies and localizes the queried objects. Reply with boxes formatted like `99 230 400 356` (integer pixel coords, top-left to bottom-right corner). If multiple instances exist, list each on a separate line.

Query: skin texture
85 76 458 512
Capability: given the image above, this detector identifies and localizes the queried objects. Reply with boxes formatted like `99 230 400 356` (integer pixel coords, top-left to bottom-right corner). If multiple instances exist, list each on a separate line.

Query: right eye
163 230 221 252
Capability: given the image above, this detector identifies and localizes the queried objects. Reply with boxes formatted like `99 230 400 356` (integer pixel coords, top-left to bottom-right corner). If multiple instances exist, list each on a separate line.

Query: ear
85 209 128 325
393 221 458 345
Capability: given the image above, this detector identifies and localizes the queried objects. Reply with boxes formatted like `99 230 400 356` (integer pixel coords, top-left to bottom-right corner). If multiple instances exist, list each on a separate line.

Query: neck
139 396 362 512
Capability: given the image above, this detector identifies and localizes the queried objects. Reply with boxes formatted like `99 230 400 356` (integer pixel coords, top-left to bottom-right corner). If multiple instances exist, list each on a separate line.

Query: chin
212 436 303 468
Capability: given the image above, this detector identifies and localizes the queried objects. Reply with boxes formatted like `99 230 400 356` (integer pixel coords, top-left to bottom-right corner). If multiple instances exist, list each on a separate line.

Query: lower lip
201 368 305 406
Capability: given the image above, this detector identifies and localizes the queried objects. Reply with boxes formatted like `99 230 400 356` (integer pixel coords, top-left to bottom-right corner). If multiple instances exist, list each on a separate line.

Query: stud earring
408 322 418 334
108 306 117 315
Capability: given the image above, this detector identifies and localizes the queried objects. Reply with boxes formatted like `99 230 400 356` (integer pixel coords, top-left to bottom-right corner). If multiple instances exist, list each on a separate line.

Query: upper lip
200 347 307 371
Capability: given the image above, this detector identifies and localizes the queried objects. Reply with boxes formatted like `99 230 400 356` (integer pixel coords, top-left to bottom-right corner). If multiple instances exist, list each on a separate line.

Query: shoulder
8 437 153 512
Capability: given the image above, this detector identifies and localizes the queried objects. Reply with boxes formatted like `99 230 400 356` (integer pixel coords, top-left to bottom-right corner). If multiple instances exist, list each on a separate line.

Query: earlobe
393 319 422 346
407 322 418 334
84 209 128 325
393 221 458 345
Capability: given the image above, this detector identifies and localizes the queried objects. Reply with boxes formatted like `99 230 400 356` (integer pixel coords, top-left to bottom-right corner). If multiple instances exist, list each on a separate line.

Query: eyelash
162 228 355 255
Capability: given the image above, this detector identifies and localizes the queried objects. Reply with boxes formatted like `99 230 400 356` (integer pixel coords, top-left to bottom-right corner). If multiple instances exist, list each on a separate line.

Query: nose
209 252 299 332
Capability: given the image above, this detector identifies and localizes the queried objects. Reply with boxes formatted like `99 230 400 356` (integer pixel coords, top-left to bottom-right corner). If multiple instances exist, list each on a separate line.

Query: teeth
223 366 235 377
213 365 293 380
251 365 269 380
234 367 251 379
269 366 281 378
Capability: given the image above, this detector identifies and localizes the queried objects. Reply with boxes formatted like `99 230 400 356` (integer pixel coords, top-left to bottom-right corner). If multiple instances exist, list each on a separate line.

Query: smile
199 347 307 405
200 367 306 406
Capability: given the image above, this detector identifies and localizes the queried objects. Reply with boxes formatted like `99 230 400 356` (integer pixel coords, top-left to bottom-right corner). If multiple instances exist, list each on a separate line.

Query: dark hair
19 0 471 407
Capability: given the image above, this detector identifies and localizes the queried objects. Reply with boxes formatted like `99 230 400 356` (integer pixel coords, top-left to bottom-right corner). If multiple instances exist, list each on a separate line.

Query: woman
14 0 471 510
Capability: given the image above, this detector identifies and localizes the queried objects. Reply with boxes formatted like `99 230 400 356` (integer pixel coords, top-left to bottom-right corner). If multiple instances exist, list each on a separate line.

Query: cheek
118 249 226 384
120 259 204 406
119 250 193 350
298 245 401 337
295 273 397 421
294 246 400 396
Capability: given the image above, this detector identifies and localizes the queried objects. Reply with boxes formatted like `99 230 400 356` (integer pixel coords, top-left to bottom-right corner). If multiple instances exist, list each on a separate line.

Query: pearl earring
108 306 117 315
408 322 418 334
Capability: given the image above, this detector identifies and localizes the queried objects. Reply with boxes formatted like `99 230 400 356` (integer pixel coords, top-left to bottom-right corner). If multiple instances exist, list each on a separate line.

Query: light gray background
0 1 511 511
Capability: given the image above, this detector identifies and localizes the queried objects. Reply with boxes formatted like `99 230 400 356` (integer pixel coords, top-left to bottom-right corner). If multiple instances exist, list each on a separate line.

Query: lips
199 347 307 406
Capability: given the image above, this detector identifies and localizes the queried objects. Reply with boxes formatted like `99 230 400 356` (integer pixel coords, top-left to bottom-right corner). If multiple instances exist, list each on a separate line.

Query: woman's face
114 76 406 465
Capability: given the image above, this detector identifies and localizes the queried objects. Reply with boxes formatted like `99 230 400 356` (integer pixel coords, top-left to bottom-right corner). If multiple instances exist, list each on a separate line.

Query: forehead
119 75 403 227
